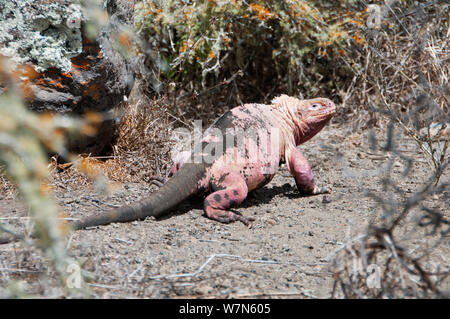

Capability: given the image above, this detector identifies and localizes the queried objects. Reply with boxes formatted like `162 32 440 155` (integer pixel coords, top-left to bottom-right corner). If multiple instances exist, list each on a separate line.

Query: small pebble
322 195 332 204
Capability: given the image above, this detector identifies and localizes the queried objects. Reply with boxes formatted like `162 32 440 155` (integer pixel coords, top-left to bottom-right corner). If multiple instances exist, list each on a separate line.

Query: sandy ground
0 125 448 298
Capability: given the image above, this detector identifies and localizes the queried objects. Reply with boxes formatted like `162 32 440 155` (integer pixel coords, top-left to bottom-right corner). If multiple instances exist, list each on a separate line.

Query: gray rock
0 0 83 73
0 0 136 154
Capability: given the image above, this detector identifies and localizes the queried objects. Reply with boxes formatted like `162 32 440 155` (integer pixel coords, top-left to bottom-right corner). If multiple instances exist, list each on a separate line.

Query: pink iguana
71 94 336 229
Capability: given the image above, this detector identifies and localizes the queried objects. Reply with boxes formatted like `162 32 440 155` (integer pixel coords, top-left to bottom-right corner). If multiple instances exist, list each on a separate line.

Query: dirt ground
0 124 448 298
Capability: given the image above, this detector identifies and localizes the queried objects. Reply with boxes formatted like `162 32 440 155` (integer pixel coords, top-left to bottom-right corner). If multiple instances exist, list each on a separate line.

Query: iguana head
297 97 336 142
272 95 336 144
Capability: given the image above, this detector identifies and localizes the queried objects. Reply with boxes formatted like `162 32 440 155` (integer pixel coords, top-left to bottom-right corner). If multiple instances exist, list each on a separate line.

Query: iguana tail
0 164 206 245
72 163 206 230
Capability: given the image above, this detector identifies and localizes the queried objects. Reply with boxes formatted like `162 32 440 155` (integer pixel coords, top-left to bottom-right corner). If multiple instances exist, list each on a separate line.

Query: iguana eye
310 103 322 110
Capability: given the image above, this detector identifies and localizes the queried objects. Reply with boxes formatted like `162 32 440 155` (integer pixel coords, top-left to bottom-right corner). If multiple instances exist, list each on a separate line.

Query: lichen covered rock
0 0 136 154
0 0 135 115
0 0 83 73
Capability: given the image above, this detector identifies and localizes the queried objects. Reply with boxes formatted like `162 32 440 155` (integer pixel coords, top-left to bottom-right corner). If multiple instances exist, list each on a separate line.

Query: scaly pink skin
170 95 336 226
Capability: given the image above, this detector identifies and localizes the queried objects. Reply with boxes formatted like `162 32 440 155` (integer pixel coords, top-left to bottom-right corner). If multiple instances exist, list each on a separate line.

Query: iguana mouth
317 109 336 118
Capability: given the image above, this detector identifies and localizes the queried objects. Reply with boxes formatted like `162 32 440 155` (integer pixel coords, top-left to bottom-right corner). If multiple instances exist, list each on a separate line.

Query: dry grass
340 2 448 132
0 173 16 199
328 159 449 298
34 83 177 193
112 82 174 181
324 3 449 298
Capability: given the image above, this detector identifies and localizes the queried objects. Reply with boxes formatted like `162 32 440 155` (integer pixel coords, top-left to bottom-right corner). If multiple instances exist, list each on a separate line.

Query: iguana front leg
287 147 330 195
203 172 255 226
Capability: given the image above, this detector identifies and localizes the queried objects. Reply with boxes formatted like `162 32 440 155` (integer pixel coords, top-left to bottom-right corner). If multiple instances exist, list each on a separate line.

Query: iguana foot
311 185 331 195
296 181 331 196
205 209 255 227
148 176 167 187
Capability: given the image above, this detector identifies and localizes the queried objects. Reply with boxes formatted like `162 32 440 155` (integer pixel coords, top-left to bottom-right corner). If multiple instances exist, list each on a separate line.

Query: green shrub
134 0 365 105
